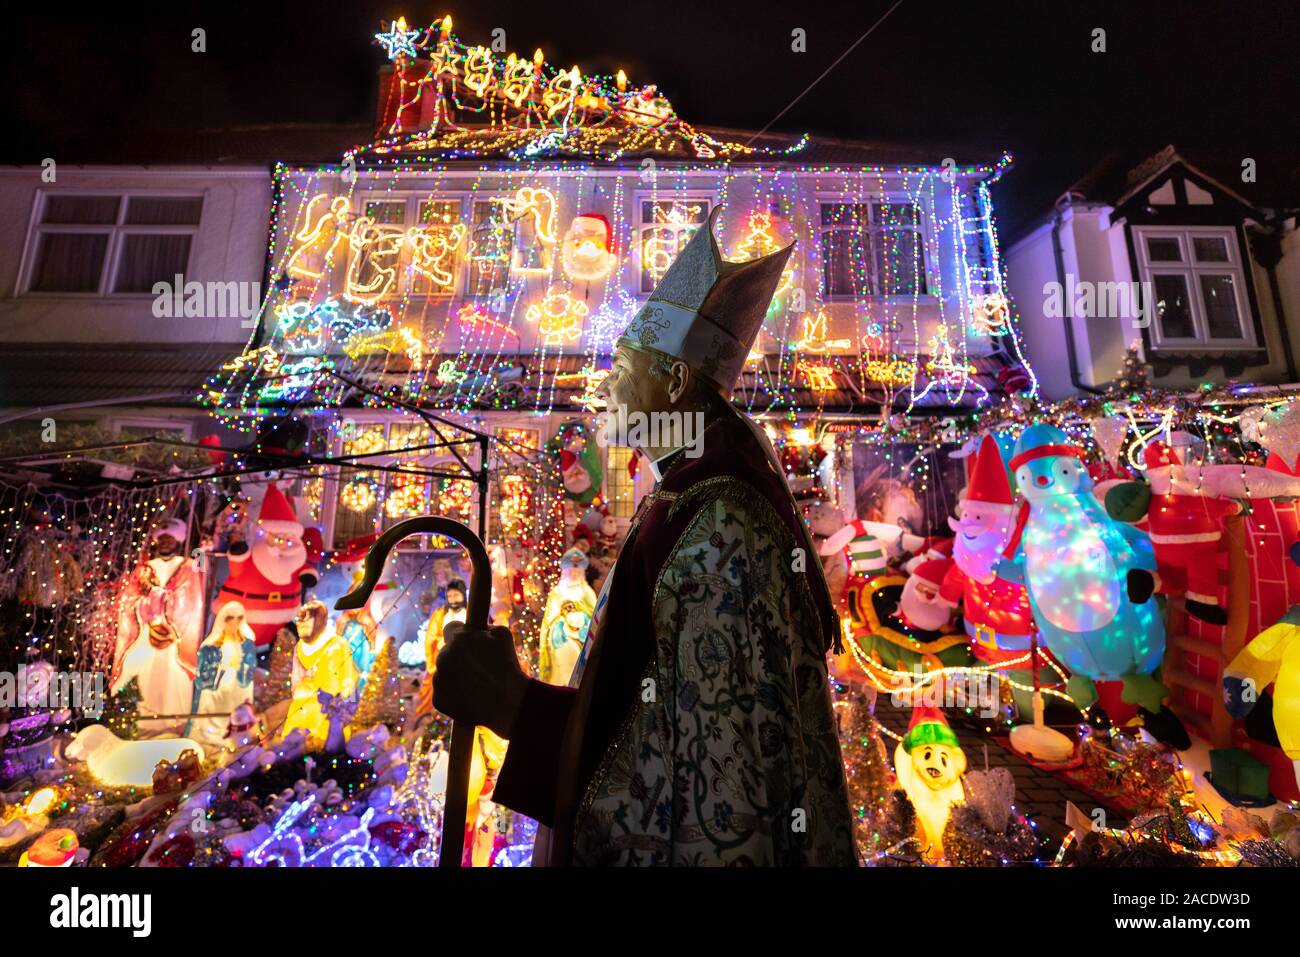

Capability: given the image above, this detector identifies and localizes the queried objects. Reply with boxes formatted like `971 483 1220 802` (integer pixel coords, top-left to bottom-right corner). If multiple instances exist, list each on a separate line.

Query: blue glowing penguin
997 424 1167 712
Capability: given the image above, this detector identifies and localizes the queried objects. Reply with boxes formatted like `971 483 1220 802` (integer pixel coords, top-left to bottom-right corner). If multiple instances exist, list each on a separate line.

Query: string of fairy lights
201 15 1028 438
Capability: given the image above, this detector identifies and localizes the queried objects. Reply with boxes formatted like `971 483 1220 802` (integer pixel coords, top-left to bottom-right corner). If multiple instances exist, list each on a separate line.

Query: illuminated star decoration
375 17 421 60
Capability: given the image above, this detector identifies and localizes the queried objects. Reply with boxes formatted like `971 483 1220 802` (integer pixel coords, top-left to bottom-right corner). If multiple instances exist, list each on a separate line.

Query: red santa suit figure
1143 441 1239 625
113 517 205 676
939 435 1059 715
215 484 318 654
898 557 958 633
904 536 953 575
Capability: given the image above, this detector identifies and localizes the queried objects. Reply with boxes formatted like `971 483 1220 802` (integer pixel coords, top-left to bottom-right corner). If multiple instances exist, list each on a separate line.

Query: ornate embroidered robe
494 409 856 865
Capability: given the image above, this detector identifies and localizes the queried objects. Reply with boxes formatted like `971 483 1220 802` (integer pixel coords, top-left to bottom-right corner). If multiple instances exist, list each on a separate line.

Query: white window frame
1132 225 1255 351
635 192 715 294
816 193 935 303
19 190 203 298
351 192 470 301
464 195 518 302
108 416 196 442
603 444 637 519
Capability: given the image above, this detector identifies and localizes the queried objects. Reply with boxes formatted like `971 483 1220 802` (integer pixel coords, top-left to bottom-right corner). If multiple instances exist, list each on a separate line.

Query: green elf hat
902 705 960 753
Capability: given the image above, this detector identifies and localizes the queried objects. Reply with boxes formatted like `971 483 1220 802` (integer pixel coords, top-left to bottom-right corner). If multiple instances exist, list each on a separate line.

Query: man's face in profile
595 345 677 449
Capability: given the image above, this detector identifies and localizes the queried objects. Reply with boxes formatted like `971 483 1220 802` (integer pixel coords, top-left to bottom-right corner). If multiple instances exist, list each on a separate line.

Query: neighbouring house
1006 144 1300 400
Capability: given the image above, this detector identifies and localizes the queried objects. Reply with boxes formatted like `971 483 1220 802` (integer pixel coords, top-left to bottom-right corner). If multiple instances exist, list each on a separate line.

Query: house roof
1064 144 1300 217
0 344 241 407
18 122 1008 175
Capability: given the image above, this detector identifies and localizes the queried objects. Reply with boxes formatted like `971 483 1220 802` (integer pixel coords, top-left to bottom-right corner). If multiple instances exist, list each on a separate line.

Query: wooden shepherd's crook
334 516 492 868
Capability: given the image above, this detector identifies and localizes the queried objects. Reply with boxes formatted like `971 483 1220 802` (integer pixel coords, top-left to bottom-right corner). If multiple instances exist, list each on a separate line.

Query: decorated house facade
200 19 1033 556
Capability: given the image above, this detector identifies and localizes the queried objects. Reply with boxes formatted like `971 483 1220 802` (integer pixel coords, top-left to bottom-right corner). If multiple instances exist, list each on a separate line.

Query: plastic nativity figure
185 601 258 752
413 579 470 718
110 622 194 728
282 600 359 749
538 549 597 686
113 517 204 682
432 206 855 865
332 533 389 686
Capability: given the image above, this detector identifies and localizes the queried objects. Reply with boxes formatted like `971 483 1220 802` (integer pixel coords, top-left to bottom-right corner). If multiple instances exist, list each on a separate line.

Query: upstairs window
466 198 516 296
26 194 202 294
639 198 710 293
1133 227 1253 349
820 201 928 300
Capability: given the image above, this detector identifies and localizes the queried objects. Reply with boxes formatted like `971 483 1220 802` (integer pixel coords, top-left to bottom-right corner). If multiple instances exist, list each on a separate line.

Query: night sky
2 1 1295 236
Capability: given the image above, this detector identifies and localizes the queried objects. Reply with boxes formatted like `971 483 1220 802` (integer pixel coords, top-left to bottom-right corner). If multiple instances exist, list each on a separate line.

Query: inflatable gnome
215 484 318 656
282 600 359 749
893 705 967 862
538 548 598 686
1224 605 1300 794
113 517 204 678
185 601 258 752
999 424 1166 713
940 434 1055 716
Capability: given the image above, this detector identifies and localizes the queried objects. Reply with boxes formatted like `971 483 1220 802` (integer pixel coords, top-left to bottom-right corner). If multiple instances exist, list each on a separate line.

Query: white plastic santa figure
215 484 318 655
113 517 204 676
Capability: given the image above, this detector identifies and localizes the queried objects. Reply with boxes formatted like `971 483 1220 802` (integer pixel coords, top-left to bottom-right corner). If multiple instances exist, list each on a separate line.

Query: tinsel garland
942 804 1041 866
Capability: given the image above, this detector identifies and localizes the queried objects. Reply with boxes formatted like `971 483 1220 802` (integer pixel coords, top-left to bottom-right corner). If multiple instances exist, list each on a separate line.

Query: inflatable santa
898 556 957 633
1139 441 1239 624
940 434 1059 715
214 484 318 654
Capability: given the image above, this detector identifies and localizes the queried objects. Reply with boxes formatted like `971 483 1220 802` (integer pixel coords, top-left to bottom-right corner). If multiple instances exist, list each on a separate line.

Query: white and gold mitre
617 206 793 393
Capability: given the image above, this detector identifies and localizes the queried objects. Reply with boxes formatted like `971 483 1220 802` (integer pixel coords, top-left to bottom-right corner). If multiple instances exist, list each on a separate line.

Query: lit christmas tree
1108 341 1151 399
352 639 404 731
837 693 896 857
103 677 141 741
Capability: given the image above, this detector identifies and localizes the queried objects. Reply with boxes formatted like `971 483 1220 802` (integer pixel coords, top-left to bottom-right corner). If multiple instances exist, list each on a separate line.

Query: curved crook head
333 516 492 629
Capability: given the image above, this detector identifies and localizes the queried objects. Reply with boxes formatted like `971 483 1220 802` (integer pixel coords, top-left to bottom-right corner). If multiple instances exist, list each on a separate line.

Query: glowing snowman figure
998 424 1166 712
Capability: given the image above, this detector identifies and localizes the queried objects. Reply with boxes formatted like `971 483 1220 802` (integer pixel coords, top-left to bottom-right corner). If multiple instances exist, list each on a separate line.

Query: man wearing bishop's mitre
435 206 856 866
